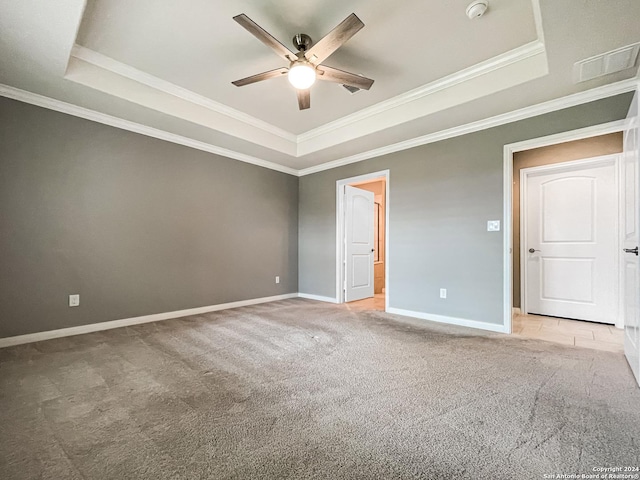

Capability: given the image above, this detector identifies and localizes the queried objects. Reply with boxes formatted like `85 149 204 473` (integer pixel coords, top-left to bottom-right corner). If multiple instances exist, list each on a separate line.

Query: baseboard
512 307 521 315
386 307 509 334
298 293 339 303
0 293 298 348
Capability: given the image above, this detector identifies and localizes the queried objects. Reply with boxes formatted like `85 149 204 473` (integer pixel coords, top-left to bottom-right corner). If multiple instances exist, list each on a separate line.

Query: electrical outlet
69 294 80 307
440 288 447 299
275 276 280 284
487 220 501 232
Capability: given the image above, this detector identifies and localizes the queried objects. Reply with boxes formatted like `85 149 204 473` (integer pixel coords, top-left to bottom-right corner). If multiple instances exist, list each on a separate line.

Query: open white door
623 90 640 387
344 185 374 302
524 158 618 324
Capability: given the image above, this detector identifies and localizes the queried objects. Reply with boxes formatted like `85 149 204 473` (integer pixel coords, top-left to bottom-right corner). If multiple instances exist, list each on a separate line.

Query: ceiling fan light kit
288 61 316 89
466 0 489 19
231 12 374 110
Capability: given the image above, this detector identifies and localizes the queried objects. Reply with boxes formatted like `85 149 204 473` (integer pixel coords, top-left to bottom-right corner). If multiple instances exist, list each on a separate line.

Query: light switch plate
69 294 80 307
487 220 501 232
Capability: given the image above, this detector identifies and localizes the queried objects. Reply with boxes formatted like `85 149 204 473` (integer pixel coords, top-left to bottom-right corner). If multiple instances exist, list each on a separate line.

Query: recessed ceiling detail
73 0 540 133
64 0 546 159
2 0 640 172
66 40 548 157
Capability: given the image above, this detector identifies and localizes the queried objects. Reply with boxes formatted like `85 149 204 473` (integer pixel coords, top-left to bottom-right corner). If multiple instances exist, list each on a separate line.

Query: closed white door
524 159 618 323
345 185 374 302
623 90 640 387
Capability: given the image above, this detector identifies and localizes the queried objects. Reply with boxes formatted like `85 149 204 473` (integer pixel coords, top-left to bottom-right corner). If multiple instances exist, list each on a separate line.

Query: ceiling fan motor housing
292 33 313 52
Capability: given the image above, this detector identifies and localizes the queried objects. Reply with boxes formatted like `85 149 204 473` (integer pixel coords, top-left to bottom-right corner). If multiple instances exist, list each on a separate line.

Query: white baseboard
0 293 298 348
512 307 521 315
0 295 509 348
297 293 339 303
386 307 509 334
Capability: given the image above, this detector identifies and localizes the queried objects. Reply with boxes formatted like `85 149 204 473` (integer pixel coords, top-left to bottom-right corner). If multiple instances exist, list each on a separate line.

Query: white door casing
344 185 374 302
623 89 640 387
504 120 629 336
523 157 619 324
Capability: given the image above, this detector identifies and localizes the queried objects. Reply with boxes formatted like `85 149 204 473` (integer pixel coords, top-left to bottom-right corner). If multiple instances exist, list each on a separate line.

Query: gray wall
299 94 633 326
1 92 633 338
0 97 298 338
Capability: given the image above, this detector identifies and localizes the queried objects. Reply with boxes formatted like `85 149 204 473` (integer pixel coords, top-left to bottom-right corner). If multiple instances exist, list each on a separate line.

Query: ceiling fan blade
232 67 289 87
233 14 298 61
304 13 364 64
316 65 374 90
297 89 310 110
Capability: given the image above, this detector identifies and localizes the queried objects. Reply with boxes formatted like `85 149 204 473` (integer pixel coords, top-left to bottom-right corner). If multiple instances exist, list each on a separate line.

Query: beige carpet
1 299 639 479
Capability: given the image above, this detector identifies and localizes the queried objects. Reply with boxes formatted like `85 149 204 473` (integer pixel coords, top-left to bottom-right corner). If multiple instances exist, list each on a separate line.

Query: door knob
623 247 639 256
528 248 540 253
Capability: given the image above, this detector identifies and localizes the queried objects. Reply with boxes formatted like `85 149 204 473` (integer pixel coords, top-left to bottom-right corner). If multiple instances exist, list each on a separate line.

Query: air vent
341 73 369 94
342 84 361 94
574 43 640 83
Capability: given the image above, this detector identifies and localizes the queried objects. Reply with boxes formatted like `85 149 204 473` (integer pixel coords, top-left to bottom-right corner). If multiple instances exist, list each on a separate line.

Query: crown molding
1 78 636 178
531 0 545 45
298 41 546 145
66 51 297 157
0 83 298 176
505 119 628 154
293 1 545 151
71 45 297 144
68 41 547 158
296 42 548 156
297 78 638 176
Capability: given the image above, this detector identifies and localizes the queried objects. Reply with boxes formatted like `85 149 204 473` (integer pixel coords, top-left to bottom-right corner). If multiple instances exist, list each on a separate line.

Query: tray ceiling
1 0 639 173
76 0 538 132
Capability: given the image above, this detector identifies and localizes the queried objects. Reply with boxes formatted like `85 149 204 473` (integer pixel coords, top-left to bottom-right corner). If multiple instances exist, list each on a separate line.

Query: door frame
519 154 623 327
503 119 628 334
336 170 390 309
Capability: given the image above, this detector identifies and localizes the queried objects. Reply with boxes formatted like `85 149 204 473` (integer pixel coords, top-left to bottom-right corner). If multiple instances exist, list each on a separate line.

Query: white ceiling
1 0 639 173
76 0 538 132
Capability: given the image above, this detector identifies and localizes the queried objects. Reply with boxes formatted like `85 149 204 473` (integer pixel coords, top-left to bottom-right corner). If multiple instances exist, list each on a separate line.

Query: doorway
507 129 626 350
520 155 620 324
336 170 389 311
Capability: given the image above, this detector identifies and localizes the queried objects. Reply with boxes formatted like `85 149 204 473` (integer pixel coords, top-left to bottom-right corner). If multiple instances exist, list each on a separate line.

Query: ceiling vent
342 74 369 94
574 43 640 83
342 84 361 94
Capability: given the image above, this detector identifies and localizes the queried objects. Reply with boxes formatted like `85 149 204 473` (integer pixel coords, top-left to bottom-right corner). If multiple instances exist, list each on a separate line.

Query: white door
524 159 618 323
623 90 640 387
345 185 374 302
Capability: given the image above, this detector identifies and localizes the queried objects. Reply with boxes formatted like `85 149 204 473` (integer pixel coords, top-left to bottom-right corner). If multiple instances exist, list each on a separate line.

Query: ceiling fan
231 13 374 110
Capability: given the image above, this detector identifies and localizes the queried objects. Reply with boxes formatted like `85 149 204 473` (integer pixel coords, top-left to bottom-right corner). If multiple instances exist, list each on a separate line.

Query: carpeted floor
1 299 639 479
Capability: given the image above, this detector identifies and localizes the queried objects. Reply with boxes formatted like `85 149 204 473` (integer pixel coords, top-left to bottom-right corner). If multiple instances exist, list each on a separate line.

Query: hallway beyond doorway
347 293 385 311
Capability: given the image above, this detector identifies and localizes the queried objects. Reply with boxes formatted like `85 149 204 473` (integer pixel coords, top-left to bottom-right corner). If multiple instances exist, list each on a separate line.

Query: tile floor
512 313 624 353
346 296 623 353
347 293 386 311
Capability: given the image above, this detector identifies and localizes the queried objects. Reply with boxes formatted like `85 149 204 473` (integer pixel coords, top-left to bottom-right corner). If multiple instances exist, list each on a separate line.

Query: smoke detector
466 1 489 19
